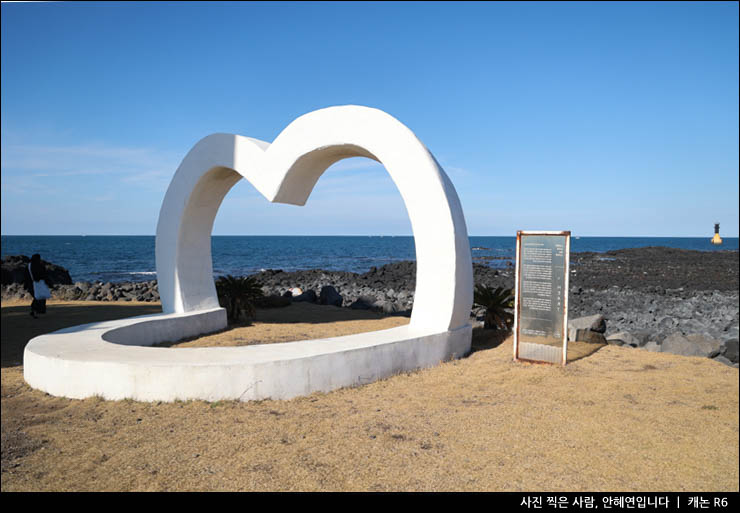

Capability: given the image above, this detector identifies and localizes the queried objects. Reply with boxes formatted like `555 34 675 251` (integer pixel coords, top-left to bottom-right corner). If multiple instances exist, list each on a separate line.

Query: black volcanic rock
319 285 343 307
569 247 739 292
1 255 73 286
1 247 737 366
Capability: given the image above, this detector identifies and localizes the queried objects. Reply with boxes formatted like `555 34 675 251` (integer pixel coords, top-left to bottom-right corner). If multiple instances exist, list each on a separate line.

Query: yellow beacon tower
711 222 723 245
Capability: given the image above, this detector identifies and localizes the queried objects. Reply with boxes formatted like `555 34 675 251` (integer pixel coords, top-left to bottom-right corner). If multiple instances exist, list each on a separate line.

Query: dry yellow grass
1 300 738 491
155 302 410 348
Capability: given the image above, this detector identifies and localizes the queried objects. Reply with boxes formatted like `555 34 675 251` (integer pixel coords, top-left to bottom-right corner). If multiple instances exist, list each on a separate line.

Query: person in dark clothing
24 254 51 318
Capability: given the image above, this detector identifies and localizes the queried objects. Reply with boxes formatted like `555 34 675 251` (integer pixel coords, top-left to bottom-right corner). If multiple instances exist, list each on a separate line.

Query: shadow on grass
252 302 410 325
468 326 607 363
155 304 412 348
566 341 607 363
152 323 245 348
1 302 162 368
2 300 409 357
469 326 510 353
3 299 607 367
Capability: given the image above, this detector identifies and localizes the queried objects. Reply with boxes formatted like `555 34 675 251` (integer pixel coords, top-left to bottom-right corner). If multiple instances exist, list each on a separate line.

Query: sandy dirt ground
1 300 738 491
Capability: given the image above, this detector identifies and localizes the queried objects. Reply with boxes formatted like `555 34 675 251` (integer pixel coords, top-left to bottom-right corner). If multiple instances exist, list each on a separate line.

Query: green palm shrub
215 275 264 324
473 284 515 330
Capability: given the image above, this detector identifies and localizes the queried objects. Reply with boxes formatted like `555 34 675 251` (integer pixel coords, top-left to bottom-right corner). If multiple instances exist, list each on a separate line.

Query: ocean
1 235 737 284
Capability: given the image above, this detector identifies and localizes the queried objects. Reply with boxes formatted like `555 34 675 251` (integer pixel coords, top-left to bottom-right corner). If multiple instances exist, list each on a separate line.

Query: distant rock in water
1 255 73 285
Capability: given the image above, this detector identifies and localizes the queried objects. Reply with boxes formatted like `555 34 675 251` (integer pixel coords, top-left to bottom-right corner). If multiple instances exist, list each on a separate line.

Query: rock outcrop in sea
1 255 73 287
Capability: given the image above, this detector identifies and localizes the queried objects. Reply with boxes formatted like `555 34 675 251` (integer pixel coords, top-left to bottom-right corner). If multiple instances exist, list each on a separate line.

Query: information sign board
513 231 571 365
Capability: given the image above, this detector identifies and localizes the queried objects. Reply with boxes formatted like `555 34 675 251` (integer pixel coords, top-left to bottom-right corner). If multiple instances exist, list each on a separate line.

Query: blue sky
2 1 738 237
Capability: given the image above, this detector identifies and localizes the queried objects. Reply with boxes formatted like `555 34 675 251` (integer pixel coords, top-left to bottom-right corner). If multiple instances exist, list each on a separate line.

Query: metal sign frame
513 230 571 366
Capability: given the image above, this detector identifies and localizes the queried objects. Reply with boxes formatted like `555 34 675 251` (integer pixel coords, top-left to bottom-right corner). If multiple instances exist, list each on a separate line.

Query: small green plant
473 284 515 330
215 275 264 324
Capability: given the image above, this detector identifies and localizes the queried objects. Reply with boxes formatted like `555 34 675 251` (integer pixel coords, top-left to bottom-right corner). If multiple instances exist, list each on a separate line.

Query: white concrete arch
24 106 475 402
156 105 473 332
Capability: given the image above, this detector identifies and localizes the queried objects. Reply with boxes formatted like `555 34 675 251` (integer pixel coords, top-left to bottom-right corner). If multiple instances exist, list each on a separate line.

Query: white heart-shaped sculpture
157 105 473 332
24 106 474 402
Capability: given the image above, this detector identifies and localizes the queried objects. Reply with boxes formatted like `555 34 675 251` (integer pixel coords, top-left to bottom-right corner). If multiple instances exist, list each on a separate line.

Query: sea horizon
2 235 737 284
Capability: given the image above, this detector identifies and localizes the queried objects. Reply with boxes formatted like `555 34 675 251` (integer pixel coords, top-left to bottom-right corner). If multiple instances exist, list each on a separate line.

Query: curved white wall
155 106 473 333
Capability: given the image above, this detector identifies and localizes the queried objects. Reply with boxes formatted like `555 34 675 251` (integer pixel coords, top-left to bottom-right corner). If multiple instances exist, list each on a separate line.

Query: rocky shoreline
2 247 738 366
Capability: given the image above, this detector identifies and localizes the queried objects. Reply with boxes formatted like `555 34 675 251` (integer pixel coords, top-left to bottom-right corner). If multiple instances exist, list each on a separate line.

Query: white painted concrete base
23 309 471 402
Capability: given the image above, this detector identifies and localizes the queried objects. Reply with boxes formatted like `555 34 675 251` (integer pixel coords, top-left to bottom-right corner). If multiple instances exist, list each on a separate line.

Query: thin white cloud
0 142 180 180
0 176 58 196
325 156 471 178
93 193 116 202
434 153 474 178
444 165 472 177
